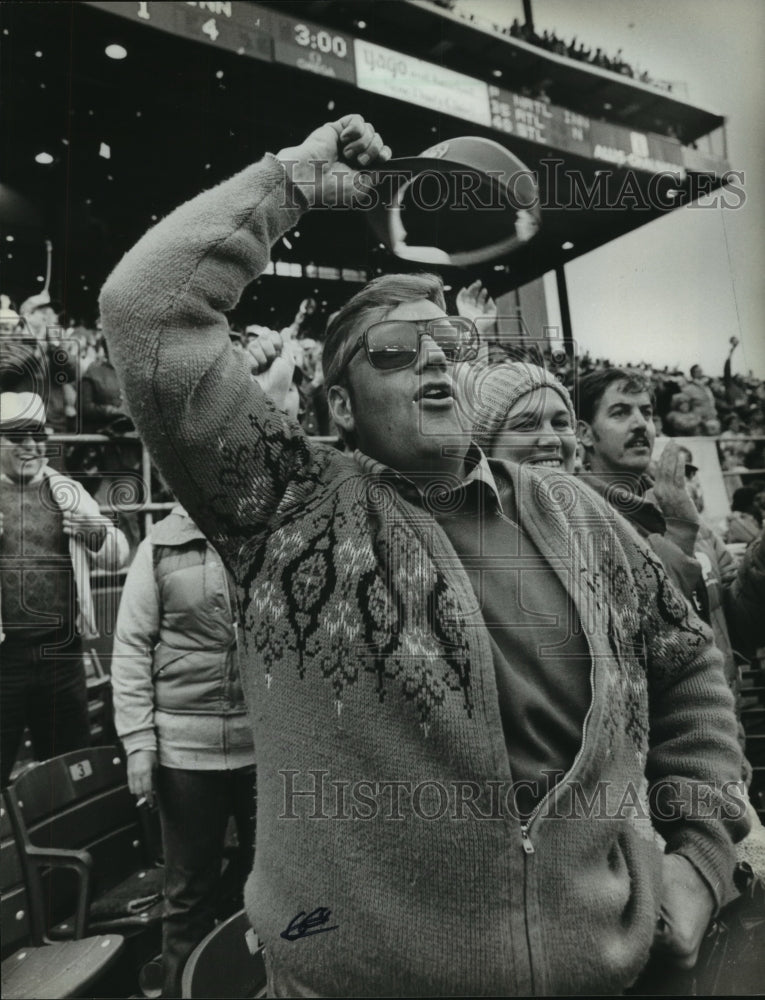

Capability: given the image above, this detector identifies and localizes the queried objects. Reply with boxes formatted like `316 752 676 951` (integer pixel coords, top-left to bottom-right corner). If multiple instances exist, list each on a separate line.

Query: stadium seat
181 908 267 999
5 747 164 939
1 798 124 999
83 647 117 747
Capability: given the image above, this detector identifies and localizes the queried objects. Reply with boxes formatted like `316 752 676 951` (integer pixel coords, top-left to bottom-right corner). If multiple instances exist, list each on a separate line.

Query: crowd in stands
567 339 765 473
2 286 764 512
426 0 677 92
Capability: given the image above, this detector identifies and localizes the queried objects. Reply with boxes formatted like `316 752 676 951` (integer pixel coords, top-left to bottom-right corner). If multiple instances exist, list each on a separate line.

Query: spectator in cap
0 391 129 785
1 289 78 465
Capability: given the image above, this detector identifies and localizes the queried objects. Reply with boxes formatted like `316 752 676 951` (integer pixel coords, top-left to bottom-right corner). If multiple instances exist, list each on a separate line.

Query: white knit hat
0 391 48 431
472 363 575 451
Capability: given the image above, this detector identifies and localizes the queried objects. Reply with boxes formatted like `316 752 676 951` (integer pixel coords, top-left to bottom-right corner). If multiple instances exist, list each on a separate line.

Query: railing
714 434 765 484
47 431 339 539
48 430 765 529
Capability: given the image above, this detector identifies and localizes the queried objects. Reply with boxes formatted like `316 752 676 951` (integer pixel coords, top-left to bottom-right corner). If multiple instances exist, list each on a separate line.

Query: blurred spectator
719 413 754 471
728 524 765 659
723 337 749 415
299 342 331 436
111 504 255 999
677 446 705 515
0 295 21 337
750 480 765 521
80 338 132 435
77 339 143 553
1 391 129 786
664 392 703 436
676 445 746 730
684 364 717 424
725 486 763 544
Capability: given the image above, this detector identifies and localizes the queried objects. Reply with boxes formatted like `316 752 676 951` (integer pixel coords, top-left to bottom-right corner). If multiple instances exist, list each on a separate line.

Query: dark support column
555 264 574 354
522 0 534 32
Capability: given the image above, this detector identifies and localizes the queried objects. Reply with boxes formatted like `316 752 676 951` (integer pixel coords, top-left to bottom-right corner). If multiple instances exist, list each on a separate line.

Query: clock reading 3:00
272 13 357 83
293 22 348 58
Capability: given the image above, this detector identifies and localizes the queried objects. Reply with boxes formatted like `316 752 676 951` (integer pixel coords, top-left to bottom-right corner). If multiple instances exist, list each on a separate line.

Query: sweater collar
353 443 504 513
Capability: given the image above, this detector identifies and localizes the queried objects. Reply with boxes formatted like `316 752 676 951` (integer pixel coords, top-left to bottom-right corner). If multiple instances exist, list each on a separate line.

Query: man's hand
652 853 715 970
456 280 498 328
650 440 699 553
127 749 157 805
277 114 392 209
62 510 108 549
246 326 295 412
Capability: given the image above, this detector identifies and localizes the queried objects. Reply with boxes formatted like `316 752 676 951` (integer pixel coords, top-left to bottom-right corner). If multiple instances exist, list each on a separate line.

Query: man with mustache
100 115 747 996
576 368 709 617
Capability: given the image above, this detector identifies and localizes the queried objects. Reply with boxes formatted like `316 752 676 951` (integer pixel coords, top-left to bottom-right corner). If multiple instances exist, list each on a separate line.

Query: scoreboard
85 1 707 177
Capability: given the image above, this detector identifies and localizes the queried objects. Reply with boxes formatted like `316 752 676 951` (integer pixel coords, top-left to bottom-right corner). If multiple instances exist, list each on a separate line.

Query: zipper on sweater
521 820 537 996
520 823 535 854
516 627 597 996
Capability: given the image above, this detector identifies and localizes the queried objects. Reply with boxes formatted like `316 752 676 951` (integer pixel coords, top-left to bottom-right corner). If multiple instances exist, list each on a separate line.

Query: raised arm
99 116 390 564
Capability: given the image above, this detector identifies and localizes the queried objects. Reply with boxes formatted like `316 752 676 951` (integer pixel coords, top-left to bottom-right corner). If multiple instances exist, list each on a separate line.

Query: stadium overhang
0 1 737 323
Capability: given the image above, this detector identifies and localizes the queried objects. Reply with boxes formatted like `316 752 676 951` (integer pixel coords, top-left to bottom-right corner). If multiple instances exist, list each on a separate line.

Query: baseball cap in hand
367 137 541 266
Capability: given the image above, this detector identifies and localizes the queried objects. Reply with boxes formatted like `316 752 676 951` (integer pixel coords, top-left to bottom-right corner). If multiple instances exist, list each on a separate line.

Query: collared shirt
354 446 592 816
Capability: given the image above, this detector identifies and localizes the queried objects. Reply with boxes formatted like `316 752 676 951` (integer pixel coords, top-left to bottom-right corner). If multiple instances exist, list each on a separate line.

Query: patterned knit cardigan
101 156 747 997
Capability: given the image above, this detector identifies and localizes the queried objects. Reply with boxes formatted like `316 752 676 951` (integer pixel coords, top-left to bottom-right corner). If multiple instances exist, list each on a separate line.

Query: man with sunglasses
0 392 129 785
101 114 747 997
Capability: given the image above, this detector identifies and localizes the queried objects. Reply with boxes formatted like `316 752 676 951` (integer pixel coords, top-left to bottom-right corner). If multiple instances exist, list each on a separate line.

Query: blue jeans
155 764 256 998
1 634 89 786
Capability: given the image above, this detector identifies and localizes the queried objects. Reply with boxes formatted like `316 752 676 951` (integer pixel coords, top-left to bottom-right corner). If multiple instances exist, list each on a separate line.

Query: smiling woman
472 362 578 472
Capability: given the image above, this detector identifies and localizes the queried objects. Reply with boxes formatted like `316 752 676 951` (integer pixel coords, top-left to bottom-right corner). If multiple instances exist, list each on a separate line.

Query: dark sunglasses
2 427 48 444
338 317 479 377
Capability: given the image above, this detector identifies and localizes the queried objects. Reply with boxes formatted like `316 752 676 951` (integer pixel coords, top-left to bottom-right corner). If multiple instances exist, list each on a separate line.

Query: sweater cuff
266 152 311 214
122 730 158 756
666 829 739 910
